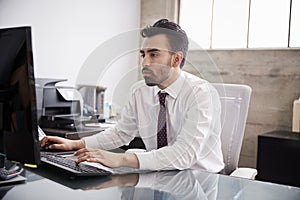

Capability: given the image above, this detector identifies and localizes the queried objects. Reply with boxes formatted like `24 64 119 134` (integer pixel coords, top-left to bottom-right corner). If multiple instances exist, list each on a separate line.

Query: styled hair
140 19 189 68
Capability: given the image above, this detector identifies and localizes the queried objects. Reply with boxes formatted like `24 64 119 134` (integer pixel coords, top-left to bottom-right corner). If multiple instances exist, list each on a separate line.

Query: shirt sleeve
135 83 224 172
83 125 136 150
83 90 139 150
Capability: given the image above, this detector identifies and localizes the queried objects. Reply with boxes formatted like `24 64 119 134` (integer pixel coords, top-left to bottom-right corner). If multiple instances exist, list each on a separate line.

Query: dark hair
140 19 189 68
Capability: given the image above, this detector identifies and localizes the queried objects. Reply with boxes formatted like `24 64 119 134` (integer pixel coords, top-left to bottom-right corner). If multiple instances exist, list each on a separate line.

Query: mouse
40 142 61 152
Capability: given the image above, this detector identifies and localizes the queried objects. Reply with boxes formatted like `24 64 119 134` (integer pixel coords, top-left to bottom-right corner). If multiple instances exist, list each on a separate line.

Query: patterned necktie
157 91 168 149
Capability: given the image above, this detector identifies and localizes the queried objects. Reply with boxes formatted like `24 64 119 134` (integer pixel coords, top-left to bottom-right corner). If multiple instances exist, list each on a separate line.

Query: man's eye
150 53 157 57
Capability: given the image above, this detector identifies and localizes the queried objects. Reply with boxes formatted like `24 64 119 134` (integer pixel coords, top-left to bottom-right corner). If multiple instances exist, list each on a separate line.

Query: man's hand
74 148 139 169
40 136 85 151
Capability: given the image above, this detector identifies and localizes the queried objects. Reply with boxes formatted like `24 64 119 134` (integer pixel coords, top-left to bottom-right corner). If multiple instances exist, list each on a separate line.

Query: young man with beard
41 19 224 173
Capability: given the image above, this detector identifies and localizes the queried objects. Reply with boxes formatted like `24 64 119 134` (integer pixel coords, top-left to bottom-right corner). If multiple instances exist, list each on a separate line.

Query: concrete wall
141 0 178 27
186 49 300 167
140 0 300 168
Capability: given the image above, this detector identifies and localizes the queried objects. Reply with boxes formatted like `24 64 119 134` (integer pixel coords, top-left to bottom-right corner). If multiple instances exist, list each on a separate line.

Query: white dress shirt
83 71 224 172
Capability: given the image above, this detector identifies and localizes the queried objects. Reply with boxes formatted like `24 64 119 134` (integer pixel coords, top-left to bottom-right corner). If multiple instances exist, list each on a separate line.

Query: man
41 19 224 172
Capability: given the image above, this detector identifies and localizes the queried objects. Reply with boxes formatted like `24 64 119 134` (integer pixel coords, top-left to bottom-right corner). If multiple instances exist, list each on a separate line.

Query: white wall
0 0 141 106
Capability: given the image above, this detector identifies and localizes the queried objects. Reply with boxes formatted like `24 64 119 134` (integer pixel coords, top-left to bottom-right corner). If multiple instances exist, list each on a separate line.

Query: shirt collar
153 71 185 99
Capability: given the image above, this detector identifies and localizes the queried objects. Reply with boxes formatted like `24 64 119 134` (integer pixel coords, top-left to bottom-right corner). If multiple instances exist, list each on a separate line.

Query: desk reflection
84 170 219 200
3 168 300 200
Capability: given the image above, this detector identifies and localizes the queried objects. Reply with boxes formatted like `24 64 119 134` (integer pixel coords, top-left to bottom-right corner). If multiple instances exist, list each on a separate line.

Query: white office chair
212 83 257 179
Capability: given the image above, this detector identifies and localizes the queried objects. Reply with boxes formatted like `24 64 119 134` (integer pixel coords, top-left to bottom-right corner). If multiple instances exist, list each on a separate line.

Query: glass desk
0 166 299 200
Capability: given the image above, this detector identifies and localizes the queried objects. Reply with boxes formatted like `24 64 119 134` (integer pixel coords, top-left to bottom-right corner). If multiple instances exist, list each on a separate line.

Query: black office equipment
35 78 81 125
36 78 82 130
40 152 111 177
0 26 41 173
256 130 300 187
35 78 107 139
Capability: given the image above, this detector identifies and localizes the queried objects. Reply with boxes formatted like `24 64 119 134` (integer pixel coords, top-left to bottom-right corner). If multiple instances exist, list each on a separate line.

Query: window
248 0 290 48
290 0 300 47
179 0 299 49
180 0 213 49
212 0 249 48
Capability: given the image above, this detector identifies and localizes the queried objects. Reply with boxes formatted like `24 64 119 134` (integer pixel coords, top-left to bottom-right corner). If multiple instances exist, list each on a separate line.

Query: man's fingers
74 148 88 156
75 153 95 164
48 143 65 150
40 136 55 146
74 148 97 156
75 150 104 164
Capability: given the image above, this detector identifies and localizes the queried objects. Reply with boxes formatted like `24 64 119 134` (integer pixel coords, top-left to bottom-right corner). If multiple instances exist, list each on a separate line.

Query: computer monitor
0 26 40 167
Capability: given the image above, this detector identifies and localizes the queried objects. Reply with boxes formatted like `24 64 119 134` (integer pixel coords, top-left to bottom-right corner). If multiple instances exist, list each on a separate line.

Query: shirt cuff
82 135 99 149
135 151 156 170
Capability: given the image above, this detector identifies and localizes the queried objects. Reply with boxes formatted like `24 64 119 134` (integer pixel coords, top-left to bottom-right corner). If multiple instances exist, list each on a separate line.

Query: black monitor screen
0 26 40 166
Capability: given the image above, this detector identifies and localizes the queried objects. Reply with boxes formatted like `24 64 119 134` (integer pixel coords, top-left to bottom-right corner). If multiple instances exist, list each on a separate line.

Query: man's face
140 34 175 88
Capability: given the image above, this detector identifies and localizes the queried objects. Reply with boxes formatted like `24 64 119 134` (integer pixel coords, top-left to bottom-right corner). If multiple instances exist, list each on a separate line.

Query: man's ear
172 52 183 68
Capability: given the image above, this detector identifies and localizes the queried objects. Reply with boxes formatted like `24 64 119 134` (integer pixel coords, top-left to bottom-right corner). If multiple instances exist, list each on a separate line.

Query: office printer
35 78 83 129
35 78 108 139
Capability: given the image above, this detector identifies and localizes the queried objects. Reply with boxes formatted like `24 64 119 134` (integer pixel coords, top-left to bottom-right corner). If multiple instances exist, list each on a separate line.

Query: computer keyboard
40 152 111 176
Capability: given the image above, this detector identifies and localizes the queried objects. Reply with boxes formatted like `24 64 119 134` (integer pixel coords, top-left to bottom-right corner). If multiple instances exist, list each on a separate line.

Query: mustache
142 67 154 74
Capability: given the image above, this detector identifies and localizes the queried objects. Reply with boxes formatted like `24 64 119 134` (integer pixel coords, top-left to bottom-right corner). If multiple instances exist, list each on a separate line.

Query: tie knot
158 92 168 106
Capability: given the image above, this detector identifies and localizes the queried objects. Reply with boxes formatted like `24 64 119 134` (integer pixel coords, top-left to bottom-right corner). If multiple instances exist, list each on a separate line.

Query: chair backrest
212 83 252 175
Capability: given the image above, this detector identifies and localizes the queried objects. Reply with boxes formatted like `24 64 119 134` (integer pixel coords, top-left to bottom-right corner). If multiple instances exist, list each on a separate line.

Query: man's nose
142 55 150 67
